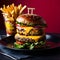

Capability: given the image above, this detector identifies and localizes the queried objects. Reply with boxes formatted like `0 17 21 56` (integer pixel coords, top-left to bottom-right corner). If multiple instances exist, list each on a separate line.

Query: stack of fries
0 3 27 19
0 3 27 36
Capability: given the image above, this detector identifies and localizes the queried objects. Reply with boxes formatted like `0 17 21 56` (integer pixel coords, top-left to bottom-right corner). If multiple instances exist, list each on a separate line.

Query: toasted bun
16 14 47 27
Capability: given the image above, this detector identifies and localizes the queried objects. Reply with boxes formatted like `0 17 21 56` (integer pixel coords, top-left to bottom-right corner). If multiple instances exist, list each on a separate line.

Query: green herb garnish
14 41 45 50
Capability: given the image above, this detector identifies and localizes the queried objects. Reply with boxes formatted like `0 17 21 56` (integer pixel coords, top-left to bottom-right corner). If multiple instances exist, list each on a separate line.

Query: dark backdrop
0 0 60 33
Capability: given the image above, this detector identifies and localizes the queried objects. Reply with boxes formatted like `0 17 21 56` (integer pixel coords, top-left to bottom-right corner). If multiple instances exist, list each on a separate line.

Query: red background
0 0 60 33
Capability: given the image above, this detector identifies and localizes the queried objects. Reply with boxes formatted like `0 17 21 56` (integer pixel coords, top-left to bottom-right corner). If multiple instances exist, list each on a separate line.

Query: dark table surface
0 30 60 60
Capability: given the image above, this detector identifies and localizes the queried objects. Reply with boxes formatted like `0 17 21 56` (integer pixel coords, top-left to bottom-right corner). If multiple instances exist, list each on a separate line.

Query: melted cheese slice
15 33 42 42
18 27 33 35
23 27 33 34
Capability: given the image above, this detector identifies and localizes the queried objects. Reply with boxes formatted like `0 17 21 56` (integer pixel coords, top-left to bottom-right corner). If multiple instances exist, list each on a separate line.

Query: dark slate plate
0 33 60 55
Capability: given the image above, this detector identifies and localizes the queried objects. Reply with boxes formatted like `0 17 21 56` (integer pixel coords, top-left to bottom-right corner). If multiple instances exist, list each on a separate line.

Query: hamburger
14 14 47 50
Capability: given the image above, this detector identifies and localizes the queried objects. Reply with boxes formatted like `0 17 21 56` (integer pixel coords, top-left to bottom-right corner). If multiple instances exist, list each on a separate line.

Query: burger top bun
16 14 47 27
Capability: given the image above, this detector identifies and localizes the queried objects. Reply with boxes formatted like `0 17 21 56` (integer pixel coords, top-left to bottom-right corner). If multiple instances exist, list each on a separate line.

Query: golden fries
0 3 27 19
19 5 27 14
0 3 27 36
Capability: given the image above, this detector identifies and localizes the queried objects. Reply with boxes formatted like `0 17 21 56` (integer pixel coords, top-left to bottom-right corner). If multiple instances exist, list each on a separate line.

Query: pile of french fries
0 3 27 19
0 3 27 36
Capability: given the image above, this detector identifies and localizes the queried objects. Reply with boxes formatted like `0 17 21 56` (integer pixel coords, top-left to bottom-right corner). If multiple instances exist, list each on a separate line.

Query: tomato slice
16 41 25 45
16 24 20 27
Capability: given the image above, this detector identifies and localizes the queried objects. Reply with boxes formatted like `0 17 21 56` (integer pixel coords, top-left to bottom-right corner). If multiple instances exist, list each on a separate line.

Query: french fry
14 6 18 19
7 5 9 9
10 3 14 11
3 5 5 9
19 5 27 14
0 8 4 12
0 7 6 13
11 10 14 14
14 6 18 14
2 13 8 16
0 3 27 19
2 5 7 13
18 4 22 10
11 3 14 7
